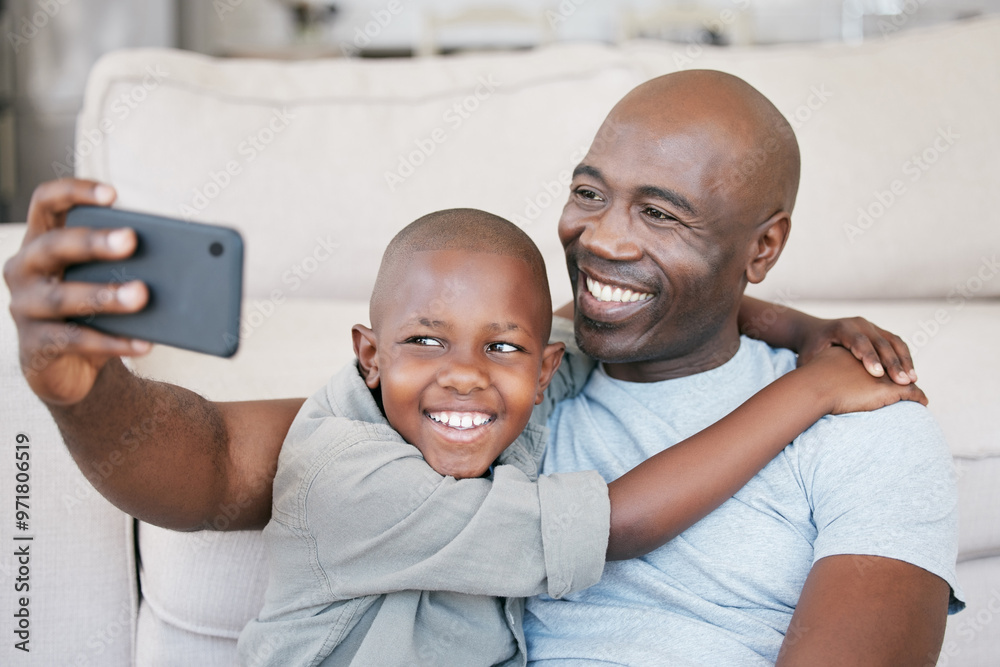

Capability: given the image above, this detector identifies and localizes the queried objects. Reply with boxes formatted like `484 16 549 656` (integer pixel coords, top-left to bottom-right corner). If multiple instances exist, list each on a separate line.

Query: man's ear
535 342 566 405
351 324 381 389
746 211 791 285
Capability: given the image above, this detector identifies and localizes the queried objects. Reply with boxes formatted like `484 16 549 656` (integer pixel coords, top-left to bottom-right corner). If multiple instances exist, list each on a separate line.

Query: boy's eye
487 342 520 353
406 336 443 347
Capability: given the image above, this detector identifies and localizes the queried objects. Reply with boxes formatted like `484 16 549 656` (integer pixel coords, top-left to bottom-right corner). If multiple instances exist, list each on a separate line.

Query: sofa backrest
74 17 1000 306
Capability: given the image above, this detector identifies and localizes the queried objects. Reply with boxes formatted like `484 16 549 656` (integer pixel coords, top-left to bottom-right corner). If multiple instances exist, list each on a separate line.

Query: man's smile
577 269 657 323
585 275 653 303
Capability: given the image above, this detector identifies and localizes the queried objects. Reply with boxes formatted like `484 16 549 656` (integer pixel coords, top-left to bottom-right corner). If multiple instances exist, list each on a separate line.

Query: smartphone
64 206 244 358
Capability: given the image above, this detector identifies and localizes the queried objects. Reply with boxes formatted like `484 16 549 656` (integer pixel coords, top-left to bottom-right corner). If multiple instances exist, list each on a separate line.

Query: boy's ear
534 342 566 405
351 324 381 389
746 211 791 285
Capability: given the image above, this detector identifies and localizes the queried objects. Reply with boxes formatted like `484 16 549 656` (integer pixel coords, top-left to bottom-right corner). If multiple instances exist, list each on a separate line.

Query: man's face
359 249 562 479
558 115 753 381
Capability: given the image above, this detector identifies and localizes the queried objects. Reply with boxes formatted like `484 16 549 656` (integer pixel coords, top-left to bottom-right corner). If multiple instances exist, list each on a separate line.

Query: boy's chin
423 453 492 479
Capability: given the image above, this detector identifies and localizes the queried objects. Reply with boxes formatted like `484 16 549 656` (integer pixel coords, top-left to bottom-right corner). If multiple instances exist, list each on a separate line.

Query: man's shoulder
790 400 951 492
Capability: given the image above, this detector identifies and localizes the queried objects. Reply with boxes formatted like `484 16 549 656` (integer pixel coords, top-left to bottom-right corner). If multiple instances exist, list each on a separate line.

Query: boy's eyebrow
485 322 522 334
412 317 448 329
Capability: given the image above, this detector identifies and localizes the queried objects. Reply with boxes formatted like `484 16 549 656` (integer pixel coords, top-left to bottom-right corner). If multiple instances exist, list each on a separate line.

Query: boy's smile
353 248 563 479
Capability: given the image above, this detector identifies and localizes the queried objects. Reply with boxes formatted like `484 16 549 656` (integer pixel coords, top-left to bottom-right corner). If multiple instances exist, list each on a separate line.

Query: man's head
354 209 564 479
560 69 800 381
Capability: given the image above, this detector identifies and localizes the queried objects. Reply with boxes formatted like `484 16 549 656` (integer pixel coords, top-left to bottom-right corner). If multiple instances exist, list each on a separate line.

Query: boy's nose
437 358 490 394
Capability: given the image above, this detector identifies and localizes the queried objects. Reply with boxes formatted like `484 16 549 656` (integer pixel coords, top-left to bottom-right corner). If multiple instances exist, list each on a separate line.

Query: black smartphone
64 206 244 358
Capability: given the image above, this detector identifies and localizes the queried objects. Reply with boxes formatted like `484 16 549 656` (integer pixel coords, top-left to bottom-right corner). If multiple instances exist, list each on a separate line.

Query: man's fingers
12 279 148 320
24 179 117 245
18 226 136 276
22 320 151 368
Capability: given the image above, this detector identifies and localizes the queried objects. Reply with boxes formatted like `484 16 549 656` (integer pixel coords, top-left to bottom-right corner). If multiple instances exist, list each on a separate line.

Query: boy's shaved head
371 209 552 336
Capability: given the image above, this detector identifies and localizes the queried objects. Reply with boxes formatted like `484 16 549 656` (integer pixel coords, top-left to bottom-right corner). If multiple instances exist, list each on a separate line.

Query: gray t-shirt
525 336 964 666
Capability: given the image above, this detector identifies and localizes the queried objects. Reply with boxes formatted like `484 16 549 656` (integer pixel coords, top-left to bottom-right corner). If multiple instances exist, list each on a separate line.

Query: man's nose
437 354 490 394
578 206 642 261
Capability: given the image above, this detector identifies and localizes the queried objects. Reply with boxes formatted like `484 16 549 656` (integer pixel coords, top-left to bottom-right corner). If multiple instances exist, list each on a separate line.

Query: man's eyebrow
572 164 605 182
634 185 698 217
573 163 698 217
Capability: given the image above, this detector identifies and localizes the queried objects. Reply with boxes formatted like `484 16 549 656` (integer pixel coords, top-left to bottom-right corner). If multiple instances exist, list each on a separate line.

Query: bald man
524 71 962 665
4 70 960 665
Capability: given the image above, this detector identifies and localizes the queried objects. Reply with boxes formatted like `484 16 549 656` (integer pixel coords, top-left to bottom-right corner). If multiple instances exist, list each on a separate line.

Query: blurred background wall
1 0 997 222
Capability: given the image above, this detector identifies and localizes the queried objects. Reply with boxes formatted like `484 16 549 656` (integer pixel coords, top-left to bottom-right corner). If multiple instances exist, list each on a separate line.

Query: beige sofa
2 16 999 665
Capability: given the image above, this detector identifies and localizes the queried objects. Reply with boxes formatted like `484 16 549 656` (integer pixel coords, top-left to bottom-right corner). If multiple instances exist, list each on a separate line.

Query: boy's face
353 249 563 479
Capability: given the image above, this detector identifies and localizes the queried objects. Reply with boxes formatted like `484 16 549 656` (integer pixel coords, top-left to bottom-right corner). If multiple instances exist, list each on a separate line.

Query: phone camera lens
209 242 224 257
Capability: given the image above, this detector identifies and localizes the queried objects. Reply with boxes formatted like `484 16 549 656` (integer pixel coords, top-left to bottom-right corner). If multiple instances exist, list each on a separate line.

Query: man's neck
601 329 743 383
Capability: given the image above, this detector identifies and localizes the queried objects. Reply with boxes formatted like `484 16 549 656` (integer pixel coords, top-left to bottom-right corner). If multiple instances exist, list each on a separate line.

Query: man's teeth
586 276 652 303
428 412 492 429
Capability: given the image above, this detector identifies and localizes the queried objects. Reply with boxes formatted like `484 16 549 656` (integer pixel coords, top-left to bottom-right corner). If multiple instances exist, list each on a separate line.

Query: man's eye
487 342 520 353
575 187 603 201
644 206 675 221
407 336 442 347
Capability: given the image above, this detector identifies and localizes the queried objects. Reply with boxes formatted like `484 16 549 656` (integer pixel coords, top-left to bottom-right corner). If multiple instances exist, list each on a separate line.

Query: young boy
238 209 925 666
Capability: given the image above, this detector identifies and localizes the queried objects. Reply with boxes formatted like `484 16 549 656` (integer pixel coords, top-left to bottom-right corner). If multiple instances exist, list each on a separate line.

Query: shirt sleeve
284 417 610 602
532 315 596 427
794 401 965 612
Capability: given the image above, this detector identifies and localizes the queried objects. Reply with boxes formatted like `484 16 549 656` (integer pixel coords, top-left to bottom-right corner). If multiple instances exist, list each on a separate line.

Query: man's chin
574 314 651 364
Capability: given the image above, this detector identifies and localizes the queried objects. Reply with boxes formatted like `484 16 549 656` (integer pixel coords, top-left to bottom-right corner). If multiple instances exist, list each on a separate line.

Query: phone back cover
64 207 244 357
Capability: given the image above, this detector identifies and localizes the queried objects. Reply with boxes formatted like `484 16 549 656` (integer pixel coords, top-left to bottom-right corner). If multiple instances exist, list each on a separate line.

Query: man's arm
776 555 949 666
4 179 295 529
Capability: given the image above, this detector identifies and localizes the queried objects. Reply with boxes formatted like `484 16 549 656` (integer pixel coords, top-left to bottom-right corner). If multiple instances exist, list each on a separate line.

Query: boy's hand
3 179 151 406
804 346 927 415
796 315 917 386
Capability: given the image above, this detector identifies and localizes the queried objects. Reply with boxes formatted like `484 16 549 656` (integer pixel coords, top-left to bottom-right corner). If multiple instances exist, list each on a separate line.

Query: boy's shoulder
276 362 408 480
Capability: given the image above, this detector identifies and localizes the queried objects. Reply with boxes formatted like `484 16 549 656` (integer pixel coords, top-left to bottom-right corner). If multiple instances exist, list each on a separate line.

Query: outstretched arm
604 347 926 560
4 179 295 530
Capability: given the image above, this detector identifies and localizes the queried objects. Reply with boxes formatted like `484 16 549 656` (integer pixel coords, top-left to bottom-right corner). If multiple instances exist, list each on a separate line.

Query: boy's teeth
586 276 652 303
429 411 492 429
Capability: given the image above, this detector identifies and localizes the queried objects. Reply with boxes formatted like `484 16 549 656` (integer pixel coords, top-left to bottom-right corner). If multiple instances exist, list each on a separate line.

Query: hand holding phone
64 206 244 357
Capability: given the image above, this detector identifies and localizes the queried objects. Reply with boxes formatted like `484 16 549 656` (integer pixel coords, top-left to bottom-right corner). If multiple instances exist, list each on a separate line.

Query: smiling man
522 70 963 665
